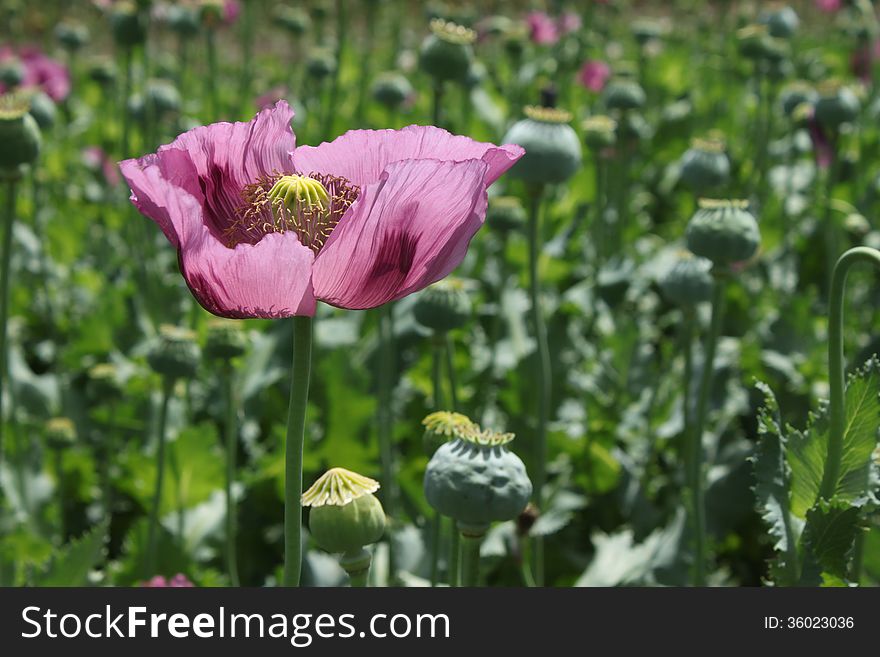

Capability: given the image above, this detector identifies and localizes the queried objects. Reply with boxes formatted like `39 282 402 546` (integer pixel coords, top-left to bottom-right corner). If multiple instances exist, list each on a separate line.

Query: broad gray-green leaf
800 498 861 583
33 522 107 586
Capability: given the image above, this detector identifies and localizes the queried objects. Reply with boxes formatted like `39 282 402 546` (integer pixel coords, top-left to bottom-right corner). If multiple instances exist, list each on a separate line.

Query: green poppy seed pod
145 79 181 116
54 20 90 52
199 0 226 28
204 318 246 360
737 24 770 60
602 79 646 111
685 199 761 269
582 115 617 150
167 4 201 37
304 468 386 556
371 72 414 110
413 278 471 333
814 81 860 129
482 15 514 38
87 362 123 401
779 81 817 117
111 2 147 48
616 111 652 144
0 59 23 88
88 58 118 87
45 417 76 451
503 26 527 58
502 106 582 185
487 195 526 233
424 428 532 536
761 5 799 39
421 410 477 456
306 49 337 81
419 18 476 83
147 324 199 381
632 19 664 46
0 94 41 179
679 135 730 194
310 0 330 22
275 6 310 36
27 91 56 131
659 253 714 307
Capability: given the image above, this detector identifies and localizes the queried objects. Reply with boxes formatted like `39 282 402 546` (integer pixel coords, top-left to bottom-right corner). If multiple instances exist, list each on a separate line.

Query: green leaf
33 522 107 587
752 382 802 584
800 498 861 583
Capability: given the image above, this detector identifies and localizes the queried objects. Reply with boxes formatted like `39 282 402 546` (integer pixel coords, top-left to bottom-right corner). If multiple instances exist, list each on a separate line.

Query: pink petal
312 158 488 310
181 218 317 319
291 125 523 189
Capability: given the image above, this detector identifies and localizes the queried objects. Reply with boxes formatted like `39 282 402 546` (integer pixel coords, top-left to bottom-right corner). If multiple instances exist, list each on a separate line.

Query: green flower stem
354 2 376 125
223 362 240 587
0 178 17 469
519 537 536 587
432 82 444 129
342 549 372 587
690 274 727 586
377 305 397 581
527 185 549 587
283 315 313 587
820 247 880 501
53 448 65 541
823 154 840 298
459 531 483 587
145 376 174 578
429 512 442 587
238 0 255 116
429 333 445 588
322 0 347 139
681 310 695 470
449 526 460 587
444 333 458 410
348 569 369 587
205 29 219 119
120 48 133 158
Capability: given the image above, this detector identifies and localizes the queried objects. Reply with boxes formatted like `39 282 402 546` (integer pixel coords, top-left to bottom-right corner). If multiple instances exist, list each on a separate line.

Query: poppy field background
1 0 880 588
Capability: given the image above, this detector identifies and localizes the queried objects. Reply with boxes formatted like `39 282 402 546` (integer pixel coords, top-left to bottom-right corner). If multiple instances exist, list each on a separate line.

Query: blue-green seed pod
371 72 414 110
88 58 118 87
413 278 471 333
685 199 761 268
147 324 199 381
27 91 56 130
502 105 582 185
419 18 475 83
582 115 617 150
814 81 860 129
111 1 147 48
679 135 730 194
659 253 714 307
87 363 124 401
424 428 532 535
167 4 200 37
0 94 41 178
204 318 246 360
306 49 337 81
761 5 799 39
632 19 665 46
304 468 386 555
0 59 23 88
779 81 817 117
145 79 181 116
602 79 646 111
487 195 527 233
54 20 90 52
275 6 310 36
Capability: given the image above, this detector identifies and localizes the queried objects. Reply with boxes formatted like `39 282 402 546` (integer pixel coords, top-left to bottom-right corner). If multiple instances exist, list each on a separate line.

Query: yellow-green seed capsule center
267 174 330 213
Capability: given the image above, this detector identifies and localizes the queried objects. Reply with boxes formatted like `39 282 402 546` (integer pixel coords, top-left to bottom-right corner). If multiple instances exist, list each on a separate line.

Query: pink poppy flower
808 117 834 169
578 60 611 92
815 0 842 12
120 101 523 318
141 573 195 587
527 11 559 45
0 45 70 102
559 12 582 35
255 85 289 111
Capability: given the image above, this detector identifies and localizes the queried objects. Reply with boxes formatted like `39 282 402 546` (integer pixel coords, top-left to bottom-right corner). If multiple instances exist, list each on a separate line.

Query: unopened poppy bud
167 4 200 37
88 58 118 87
814 80 860 129
582 115 617 150
659 252 714 307
424 427 532 537
275 6 310 36
54 20 90 52
147 324 199 381
503 105 582 185
45 417 76 451
111 1 147 48
413 278 471 333
487 195 526 233
27 91 57 130
602 78 646 111
306 49 336 81
760 5 799 39
204 318 247 360
304 468 386 561
419 18 476 83
371 72 414 110
0 59 23 88
679 134 730 194
685 199 761 270
421 410 477 456
779 81 817 117
0 93 41 178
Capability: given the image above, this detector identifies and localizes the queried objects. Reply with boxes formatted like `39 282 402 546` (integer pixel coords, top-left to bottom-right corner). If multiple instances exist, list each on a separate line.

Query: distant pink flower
222 0 240 24
527 11 559 45
120 101 523 317
806 110 834 169
0 45 70 101
82 147 121 187
578 60 611 92
851 40 880 83
559 12 582 35
142 573 195 587
815 0 842 12
255 85 288 111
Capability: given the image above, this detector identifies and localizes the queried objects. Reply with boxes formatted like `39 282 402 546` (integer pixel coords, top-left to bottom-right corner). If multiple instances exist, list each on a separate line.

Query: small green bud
371 72 414 110
582 115 617 150
88 58 118 87
204 318 247 360
275 6 310 36
685 199 761 269
502 105 582 185
659 252 714 307
87 362 124 401
306 49 337 81
419 18 475 83
304 468 386 557
632 19 665 46
111 1 147 48
27 91 57 130
147 324 199 381
760 5 799 39
0 59 23 88
0 93 41 179
779 81 817 118
814 81 860 129
167 4 201 37
45 417 76 451
54 20 90 52
413 278 471 333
